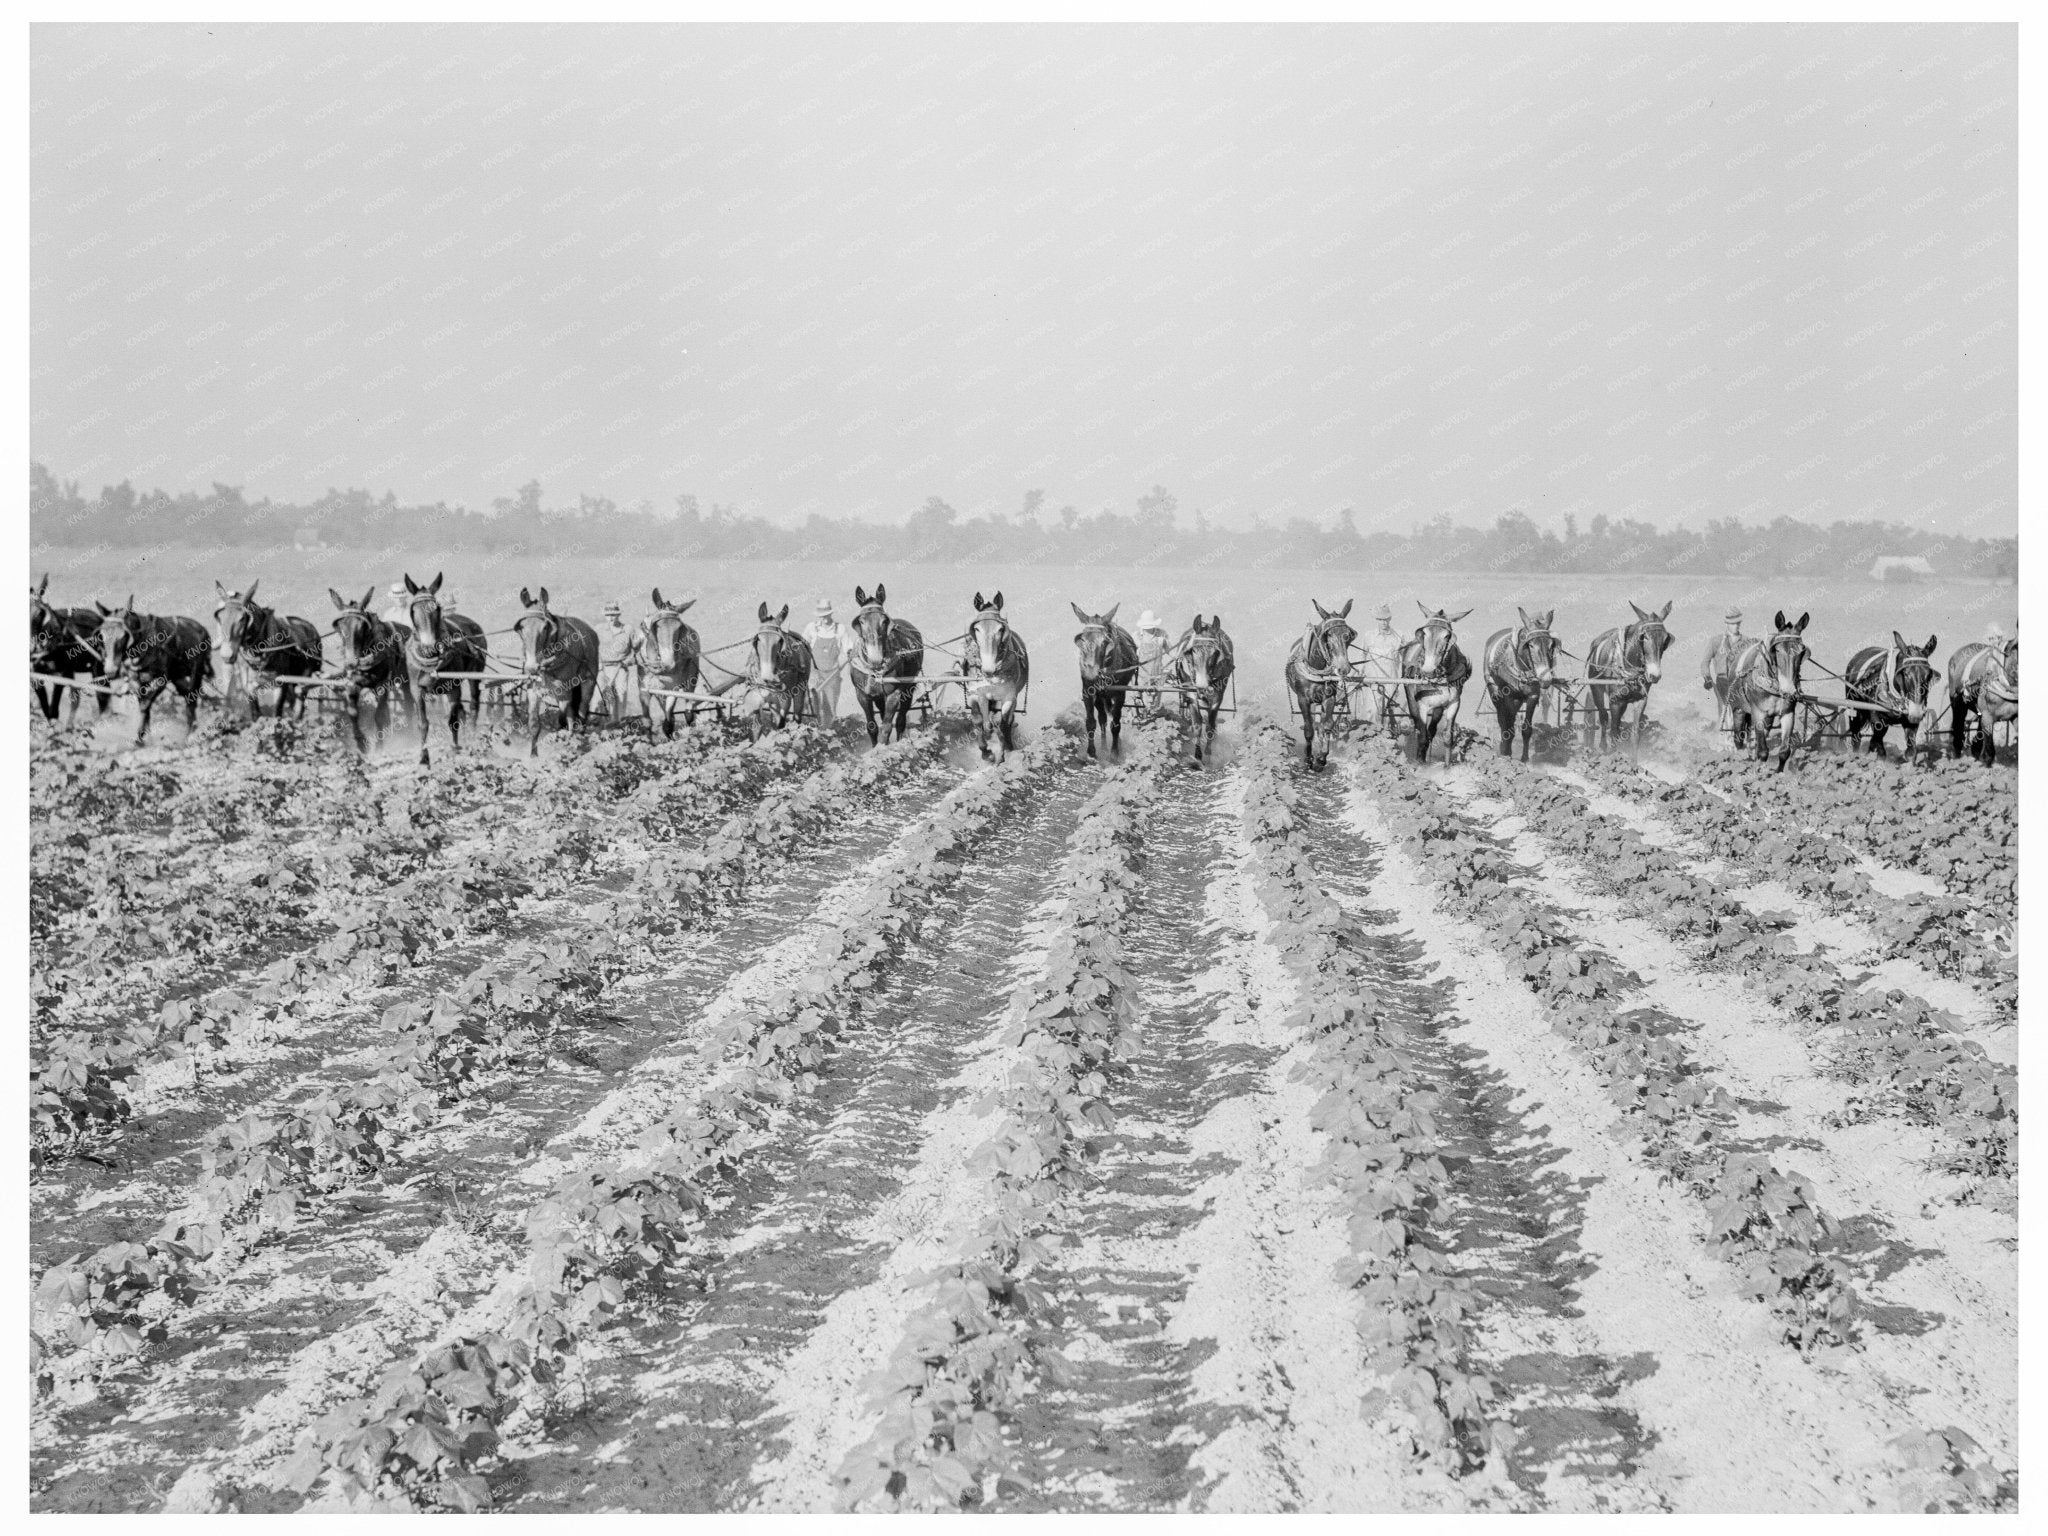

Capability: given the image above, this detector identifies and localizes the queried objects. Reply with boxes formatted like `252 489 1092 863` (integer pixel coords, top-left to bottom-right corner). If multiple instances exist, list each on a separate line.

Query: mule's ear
1795 611 1810 632
651 587 663 608
96 599 112 615
1450 609 1472 623
361 588 375 612
992 590 1003 611
776 604 789 625
1925 634 1938 655
1773 609 1787 633
678 598 696 614
973 591 985 610
1517 606 1529 627
124 594 135 616
1102 603 1119 625
1893 630 1908 654
1339 598 1353 618
1070 601 1091 624
1659 599 1673 620
429 572 442 594
520 587 534 608
1415 600 1431 618
854 585 869 607
216 580 229 599
537 586 549 607
875 582 887 606
405 574 418 594
758 601 771 623
245 579 258 602
37 572 48 598
1630 601 1649 621
1545 608 1555 627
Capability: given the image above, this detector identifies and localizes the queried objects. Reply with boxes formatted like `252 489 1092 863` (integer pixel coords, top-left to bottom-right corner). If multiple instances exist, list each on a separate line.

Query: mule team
29 574 2016 772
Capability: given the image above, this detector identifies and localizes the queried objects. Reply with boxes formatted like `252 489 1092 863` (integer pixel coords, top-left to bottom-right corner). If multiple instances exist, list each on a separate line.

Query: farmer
380 581 414 633
1135 610 1171 713
1986 619 2008 645
803 597 844 720
1357 603 1403 736
1701 607 1744 688
595 600 643 722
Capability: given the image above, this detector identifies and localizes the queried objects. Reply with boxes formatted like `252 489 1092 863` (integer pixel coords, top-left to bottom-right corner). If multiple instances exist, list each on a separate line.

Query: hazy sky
31 23 2015 535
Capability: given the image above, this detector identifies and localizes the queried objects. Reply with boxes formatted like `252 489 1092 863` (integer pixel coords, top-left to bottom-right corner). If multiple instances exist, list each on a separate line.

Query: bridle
1746 626 1807 703
1499 622 1558 691
969 609 1016 676
1296 616 1357 686
1617 616 1670 685
853 600 907 675
408 592 448 664
1179 628 1228 698
218 596 303 663
1877 643 1936 715
1075 621 1133 688
647 607 696 674
335 606 399 682
1411 616 1461 685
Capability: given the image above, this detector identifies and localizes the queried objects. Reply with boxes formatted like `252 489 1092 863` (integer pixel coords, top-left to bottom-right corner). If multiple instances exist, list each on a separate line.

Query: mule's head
405 572 447 657
1412 603 1470 679
647 587 698 669
515 586 559 672
1185 614 1227 695
1308 599 1359 679
852 583 892 667
330 586 381 676
30 573 53 641
214 580 265 659
1626 599 1674 682
752 600 792 681
1768 609 1810 691
1071 601 1121 682
970 590 1009 674
96 597 147 676
1890 630 1940 723
1515 606 1561 685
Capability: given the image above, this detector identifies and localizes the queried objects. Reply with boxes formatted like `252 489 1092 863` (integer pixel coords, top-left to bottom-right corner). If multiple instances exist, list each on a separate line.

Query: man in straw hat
380 580 415 634
1701 606 1745 725
1135 609 1171 714
1355 602 1404 738
595 599 644 724
803 597 845 720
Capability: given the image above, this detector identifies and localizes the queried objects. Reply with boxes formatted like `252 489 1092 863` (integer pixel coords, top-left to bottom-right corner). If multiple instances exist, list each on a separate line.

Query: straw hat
1724 607 1742 623
1373 603 1392 621
388 581 408 599
602 600 621 617
815 598 834 617
1138 610 1164 631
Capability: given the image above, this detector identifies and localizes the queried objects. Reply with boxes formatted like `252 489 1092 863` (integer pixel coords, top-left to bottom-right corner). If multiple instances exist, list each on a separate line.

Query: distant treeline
30 465 2017 580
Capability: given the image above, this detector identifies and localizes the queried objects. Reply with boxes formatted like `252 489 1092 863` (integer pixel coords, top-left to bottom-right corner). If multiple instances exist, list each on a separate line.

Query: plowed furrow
496 770 1096 1511
26 757 954 1512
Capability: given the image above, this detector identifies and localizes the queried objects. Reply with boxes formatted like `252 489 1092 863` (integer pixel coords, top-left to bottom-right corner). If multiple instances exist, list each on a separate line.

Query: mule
1482 607 1561 761
95 597 213 745
1585 600 1675 752
1727 610 1810 772
1170 613 1234 765
1844 632 1938 760
30 574 112 724
1401 604 1473 766
848 583 925 746
1071 602 1138 760
514 587 599 757
215 580 323 720
641 588 703 741
1284 599 1358 771
745 602 814 742
1947 636 2018 766
402 573 490 766
966 591 1028 762
330 588 416 755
